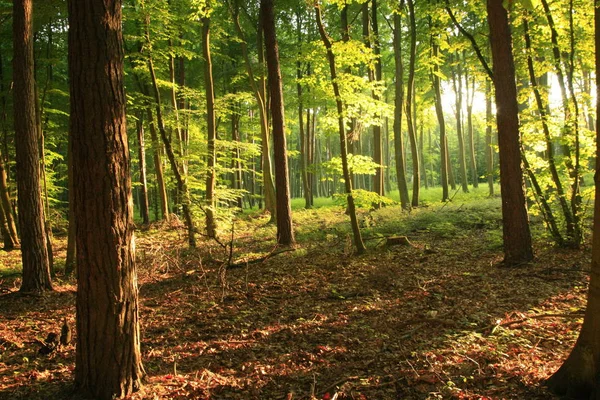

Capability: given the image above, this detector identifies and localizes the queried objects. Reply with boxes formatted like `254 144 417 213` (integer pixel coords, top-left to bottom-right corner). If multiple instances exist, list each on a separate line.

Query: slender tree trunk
145 107 169 221
65 140 76 276
523 14 571 244
13 0 52 292
316 4 365 254
231 107 243 209
261 0 295 246
487 0 533 265
136 115 150 225
296 12 311 209
465 71 478 188
485 80 495 196
406 0 419 207
370 0 384 199
0 155 18 248
202 14 217 238
450 52 469 193
231 1 276 217
68 0 144 397
145 14 195 246
431 34 449 202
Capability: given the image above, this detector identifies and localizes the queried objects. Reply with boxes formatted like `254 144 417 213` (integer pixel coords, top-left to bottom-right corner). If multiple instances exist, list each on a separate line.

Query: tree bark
486 0 533 265
261 0 295 246
68 0 144 397
13 0 52 292
450 52 469 193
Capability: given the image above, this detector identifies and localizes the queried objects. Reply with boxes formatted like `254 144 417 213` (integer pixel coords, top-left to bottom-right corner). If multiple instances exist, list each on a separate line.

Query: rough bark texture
13 0 52 292
546 2 600 396
261 0 295 246
486 0 533 265
68 0 144 398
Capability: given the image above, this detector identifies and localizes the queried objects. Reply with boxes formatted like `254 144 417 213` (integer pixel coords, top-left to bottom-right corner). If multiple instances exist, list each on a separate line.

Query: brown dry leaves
0 209 590 399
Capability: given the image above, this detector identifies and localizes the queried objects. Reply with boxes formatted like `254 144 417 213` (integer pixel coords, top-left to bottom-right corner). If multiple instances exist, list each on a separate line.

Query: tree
261 0 295 246
406 0 420 207
486 0 533 265
545 1 600 395
393 2 411 210
68 0 144 397
13 0 52 292
315 2 366 255
203 6 218 239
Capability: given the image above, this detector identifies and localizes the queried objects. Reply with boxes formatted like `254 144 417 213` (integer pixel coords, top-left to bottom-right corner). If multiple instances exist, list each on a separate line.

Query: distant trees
68 0 143 398
13 0 52 292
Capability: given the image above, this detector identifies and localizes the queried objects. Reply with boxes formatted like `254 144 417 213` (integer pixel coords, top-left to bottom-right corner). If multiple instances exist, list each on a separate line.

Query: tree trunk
68 0 144 397
202 14 217 239
136 115 150 225
315 4 365 255
296 13 311 209
231 1 276 217
13 0 52 292
486 0 533 265
406 0 419 207
485 80 494 196
0 153 18 248
450 52 469 193
144 14 195 247
370 0 384 199
65 140 76 276
465 71 478 188
431 34 449 202
261 0 295 246
145 107 169 221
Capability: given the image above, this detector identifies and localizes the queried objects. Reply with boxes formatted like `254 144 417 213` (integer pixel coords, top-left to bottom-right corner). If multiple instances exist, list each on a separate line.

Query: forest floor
0 197 591 399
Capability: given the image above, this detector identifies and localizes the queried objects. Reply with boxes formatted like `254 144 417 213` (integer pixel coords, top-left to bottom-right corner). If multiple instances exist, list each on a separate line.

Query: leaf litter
0 205 591 399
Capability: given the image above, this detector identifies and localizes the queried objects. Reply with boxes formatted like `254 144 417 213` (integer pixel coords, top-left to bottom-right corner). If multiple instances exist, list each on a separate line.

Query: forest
1 0 600 398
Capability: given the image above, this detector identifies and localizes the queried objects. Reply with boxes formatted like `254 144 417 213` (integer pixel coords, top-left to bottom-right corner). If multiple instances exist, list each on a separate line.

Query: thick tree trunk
486 0 533 265
68 0 144 398
315 4 365 255
13 0 52 292
261 0 295 246
202 15 217 238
